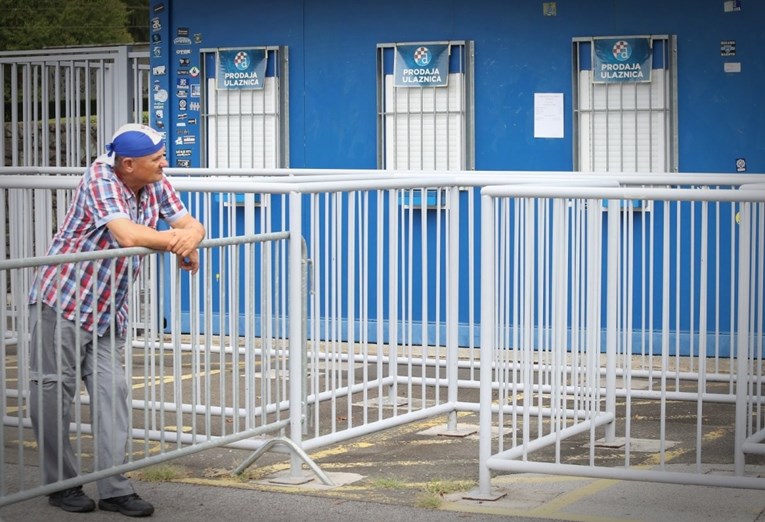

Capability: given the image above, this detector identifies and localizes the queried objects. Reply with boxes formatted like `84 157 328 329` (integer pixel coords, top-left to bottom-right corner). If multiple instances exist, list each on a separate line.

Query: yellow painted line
638 427 728 467
442 501 632 522
442 427 733 521
528 478 627 522
237 413 471 479
174 476 327 496
307 441 374 460
131 369 222 389
241 440 377 478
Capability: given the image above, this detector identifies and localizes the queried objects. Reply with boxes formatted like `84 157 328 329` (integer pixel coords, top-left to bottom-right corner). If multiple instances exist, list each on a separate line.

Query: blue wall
155 0 764 173
154 0 764 351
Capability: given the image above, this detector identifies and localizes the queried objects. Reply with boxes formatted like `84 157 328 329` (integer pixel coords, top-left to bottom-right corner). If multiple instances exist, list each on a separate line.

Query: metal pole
288 191 305 479
735 202 752 474
605 198 620 442
478 193 495 496
447 186 460 431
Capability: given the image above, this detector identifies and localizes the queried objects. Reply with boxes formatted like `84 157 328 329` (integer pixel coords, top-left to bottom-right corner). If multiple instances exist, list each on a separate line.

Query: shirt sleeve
88 164 133 229
158 176 189 225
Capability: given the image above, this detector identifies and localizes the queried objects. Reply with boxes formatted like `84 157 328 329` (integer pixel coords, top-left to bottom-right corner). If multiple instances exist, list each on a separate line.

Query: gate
477 183 765 495
1 45 150 168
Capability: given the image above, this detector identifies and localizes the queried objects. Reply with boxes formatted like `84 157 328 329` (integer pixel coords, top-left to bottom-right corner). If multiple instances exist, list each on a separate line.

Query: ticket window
573 35 678 176
200 46 289 170
376 41 474 178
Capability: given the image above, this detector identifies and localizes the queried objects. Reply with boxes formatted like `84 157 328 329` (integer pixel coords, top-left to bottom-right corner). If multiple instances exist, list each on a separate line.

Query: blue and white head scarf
98 124 164 166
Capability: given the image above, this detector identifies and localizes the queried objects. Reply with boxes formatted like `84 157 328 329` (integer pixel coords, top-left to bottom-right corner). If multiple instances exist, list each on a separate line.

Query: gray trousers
28 304 135 499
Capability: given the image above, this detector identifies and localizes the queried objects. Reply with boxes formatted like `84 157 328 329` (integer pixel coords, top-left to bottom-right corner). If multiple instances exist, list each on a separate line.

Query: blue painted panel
155 0 765 350
162 0 765 174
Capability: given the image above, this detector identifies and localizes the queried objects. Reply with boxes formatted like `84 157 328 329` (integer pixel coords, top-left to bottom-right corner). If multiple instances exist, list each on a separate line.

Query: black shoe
48 486 96 512
98 493 154 517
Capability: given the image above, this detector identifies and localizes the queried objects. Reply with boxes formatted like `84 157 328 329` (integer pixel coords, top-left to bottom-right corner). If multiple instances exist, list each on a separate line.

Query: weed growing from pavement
415 479 475 509
371 477 408 489
135 464 187 482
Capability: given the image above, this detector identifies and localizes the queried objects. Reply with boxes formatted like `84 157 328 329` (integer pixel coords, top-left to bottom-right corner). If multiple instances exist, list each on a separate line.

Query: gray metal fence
0 231 305 506
477 183 765 495
2 168 765 508
1 45 149 168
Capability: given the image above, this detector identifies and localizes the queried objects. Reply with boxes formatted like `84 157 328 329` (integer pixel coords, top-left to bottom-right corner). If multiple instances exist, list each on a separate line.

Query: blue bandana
105 124 164 158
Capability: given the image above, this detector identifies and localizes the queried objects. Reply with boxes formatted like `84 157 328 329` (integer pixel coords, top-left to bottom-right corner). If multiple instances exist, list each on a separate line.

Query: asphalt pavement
3 412 765 522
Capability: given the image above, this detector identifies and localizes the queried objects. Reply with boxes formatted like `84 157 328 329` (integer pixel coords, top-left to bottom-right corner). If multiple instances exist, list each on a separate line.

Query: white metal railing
0 232 304 506
2 168 765 507
1 46 150 168
478 183 765 495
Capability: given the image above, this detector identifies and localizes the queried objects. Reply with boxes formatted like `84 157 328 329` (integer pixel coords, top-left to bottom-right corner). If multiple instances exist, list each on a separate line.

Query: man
28 123 205 517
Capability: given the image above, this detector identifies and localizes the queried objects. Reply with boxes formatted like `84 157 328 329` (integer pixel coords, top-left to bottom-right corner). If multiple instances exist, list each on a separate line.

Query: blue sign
592 37 652 83
394 43 449 87
217 49 267 90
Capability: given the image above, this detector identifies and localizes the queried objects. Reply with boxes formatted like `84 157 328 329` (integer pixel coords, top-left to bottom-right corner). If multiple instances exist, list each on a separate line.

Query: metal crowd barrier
477 183 765 496
3 168 765 507
0 231 306 506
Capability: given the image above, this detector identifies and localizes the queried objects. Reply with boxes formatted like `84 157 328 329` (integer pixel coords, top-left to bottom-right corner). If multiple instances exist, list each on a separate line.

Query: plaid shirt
29 159 188 337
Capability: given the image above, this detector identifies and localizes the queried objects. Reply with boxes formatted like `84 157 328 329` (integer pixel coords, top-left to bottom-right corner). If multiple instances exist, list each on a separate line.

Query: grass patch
424 478 475 496
133 464 187 482
415 479 476 509
371 477 408 490
415 493 442 509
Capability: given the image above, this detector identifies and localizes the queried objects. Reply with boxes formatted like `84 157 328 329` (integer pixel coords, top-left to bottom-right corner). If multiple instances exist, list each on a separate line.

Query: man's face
122 147 168 190
134 147 168 183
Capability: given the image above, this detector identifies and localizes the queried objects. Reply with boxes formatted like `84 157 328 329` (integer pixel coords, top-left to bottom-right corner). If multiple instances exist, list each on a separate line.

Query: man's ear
119 157 135 172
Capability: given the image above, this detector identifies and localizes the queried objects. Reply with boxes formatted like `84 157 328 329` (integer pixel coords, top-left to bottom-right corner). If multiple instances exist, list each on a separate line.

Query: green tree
125 0 149 44
0 0 138 51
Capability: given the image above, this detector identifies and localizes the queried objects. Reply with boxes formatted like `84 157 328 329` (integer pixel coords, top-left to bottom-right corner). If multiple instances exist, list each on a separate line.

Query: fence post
112 46 132 131
605 198 620 442
734 202 752 475
288 191 305 479
477 193 495 496
447 186 460 431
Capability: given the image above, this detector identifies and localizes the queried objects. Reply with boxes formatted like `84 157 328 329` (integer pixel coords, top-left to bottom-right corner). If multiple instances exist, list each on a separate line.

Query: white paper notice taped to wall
534 92 564 138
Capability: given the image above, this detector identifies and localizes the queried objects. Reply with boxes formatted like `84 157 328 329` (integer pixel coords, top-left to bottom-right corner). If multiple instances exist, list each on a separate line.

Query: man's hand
166 227 204 258
167 213 206 259
178 251 199 274
106 214 205 271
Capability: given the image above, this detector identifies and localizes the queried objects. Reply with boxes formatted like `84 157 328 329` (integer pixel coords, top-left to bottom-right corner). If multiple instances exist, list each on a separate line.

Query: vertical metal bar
114 46 131 129
420 188 428 404
288 191 304 478
552 198 566 461
478 193 495 496
605 198 620 442
696 202 709 471
0 63 5 167
522 199 533 459
734 202 752 474
446 186 460 431
21 63 30 166
388 189 399 407
347 191 356 423
373 190 384 421
10 63 19 166
660 200 671 468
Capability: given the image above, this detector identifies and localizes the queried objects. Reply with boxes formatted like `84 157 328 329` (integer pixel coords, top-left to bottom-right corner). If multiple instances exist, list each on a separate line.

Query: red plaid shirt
29 159 187 337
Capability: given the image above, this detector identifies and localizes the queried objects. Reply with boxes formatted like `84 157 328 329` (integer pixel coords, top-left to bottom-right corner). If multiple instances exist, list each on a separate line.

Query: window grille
200 46 289 169
377 41 474 173
573 36 677 175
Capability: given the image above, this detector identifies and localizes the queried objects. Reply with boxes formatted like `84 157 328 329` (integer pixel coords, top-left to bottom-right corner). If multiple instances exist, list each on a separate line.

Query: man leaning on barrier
27 124 206 517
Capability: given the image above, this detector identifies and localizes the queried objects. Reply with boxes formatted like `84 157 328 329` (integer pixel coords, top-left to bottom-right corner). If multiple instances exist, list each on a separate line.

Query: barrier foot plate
462 488 507 502
439 426 478 438
269 474 313 486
